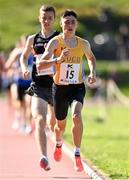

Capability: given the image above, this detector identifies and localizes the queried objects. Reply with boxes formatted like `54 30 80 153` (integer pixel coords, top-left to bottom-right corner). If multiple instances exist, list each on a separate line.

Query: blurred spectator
115 24 129 60
87 76 107 122
99 7 114 32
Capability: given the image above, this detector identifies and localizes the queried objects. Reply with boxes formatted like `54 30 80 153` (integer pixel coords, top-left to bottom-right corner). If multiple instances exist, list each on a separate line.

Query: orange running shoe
54 146 62 161
40 157 51 171
74 156 84 172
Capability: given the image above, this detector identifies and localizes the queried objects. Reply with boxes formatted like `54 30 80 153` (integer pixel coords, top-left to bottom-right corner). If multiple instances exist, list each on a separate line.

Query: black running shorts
17 85 28 101
52 83 86 120
26 82 53 106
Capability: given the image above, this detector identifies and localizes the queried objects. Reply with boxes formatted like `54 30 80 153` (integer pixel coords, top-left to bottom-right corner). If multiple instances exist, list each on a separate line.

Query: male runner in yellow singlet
37 9 96 172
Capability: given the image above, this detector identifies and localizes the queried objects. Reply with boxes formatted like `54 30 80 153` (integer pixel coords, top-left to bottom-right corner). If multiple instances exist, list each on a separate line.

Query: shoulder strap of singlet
33 32 40 45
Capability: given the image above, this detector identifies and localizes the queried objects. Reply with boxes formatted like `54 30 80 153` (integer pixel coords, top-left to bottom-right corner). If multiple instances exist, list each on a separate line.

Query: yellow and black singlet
53 34 86 85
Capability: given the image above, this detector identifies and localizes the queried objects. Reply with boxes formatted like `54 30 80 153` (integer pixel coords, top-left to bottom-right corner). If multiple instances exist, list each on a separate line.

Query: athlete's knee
72 113 81 122
72 113 83 128
47 112 56 129
34 114 46 129
55 120 66 132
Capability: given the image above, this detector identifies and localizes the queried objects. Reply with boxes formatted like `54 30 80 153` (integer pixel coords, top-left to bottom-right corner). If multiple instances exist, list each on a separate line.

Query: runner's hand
87 73 96 84
57 48 70 63
62 48 70 57
22 70 31 79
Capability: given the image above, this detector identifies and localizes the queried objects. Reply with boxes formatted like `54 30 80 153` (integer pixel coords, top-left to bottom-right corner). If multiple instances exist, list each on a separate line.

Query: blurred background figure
86 75 107 123
115 24 129 60
99 7 113 32
4 35 33 135
106 70 129 106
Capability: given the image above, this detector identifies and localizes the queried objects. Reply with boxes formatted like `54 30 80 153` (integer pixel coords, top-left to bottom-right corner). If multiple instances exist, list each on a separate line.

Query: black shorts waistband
53 83 85 88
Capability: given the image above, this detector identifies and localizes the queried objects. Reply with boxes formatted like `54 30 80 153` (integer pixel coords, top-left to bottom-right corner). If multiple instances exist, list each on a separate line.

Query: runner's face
61 16 77 35
39 11 55 29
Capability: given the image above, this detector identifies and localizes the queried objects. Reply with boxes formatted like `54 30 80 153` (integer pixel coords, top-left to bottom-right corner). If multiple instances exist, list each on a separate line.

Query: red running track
0 99 90 180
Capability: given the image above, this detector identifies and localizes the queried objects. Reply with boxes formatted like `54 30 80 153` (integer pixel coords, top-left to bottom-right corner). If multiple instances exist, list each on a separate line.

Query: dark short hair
61 9 77 19
40 5 56 17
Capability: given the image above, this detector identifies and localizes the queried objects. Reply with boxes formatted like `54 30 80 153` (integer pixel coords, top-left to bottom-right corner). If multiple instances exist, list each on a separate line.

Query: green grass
64 104 129 179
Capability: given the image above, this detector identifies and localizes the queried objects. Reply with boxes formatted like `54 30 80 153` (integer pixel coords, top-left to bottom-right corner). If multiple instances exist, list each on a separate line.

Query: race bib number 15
59 63 80 84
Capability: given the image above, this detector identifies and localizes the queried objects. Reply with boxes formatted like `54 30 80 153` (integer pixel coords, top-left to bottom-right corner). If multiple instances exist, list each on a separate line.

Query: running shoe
25 125 33 135
74 156 84 172
54 146 62 161
40 157 51 171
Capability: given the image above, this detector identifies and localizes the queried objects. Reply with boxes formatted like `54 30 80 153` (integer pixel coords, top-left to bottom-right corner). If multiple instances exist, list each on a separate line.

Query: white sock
56 140 63 147
41 155 48 160
74 147 80 156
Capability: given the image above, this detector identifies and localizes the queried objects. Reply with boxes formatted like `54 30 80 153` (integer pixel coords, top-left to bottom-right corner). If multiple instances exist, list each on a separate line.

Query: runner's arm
83 40 96 84
37 39 68 70
20 35 34 79
4 48 21 70
37 39 58 70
